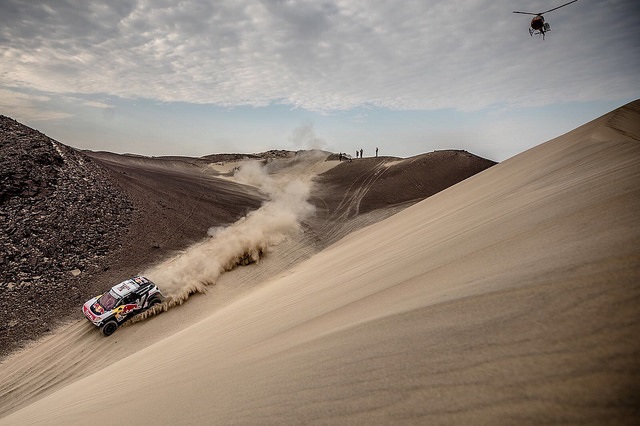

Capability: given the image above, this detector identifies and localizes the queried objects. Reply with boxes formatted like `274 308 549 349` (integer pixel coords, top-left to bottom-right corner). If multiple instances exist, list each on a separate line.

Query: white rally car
82 276 164 336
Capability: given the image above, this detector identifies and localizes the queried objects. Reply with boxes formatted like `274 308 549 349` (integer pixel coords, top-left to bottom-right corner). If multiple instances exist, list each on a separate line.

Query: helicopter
513 0 578 39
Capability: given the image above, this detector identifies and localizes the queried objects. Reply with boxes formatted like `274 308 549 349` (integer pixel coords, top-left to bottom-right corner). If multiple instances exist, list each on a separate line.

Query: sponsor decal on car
117 283 131 292
113 303 138 320
83 305 97 321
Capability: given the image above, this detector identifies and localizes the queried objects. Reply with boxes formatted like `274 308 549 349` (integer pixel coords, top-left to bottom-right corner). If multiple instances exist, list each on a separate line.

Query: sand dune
1 101 639 424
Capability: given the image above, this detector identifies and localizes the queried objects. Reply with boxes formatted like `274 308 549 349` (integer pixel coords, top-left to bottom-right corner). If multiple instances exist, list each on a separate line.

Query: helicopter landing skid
529 28 550 39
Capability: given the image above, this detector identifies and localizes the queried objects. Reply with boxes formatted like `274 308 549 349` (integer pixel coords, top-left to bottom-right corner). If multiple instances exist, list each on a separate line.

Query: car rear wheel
148 297 162 308
101 320 118 336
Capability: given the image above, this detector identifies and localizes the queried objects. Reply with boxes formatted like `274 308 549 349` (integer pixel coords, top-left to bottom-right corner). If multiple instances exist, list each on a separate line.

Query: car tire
148 297 162 308
101 320 118 336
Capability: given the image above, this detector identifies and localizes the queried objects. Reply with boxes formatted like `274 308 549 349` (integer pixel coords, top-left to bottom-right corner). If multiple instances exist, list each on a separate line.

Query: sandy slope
2 102 640 424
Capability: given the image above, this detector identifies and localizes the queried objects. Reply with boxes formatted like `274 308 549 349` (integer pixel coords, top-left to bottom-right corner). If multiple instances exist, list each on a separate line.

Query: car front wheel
101 320 118 336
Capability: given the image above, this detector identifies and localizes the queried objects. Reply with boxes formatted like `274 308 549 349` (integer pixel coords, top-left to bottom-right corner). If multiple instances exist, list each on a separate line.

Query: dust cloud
290 122 328 151
141 153 323 315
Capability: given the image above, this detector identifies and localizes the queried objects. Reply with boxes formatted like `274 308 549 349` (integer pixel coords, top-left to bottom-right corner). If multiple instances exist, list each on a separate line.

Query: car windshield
97 290 119 310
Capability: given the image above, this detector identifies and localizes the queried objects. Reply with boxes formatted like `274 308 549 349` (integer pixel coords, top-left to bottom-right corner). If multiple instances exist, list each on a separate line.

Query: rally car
82 276 164 336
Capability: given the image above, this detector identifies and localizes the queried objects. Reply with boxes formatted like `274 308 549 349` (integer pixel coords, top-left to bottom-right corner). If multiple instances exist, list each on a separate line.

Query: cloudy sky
1 0 638 161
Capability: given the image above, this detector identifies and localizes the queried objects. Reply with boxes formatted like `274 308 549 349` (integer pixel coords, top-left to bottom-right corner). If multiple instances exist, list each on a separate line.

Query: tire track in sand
312 162 390 245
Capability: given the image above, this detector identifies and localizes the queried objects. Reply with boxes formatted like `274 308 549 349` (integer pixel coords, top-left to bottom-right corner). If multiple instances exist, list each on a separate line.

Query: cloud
0 0 638 112
0 88 72 121
79 100 114 109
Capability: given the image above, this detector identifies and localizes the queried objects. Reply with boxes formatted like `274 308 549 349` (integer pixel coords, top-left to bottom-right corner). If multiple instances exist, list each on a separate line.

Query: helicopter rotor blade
513 11 540 15
539 0 578 15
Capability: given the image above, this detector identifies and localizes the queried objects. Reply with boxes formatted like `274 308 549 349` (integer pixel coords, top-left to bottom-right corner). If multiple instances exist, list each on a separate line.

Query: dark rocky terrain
1 116 135 355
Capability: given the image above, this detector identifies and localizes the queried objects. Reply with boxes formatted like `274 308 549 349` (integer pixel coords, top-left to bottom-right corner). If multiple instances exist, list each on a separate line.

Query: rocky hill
0 116 134 354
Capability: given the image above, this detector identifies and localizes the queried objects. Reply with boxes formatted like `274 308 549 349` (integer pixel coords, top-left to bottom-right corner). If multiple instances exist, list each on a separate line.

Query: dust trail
137 152 325 318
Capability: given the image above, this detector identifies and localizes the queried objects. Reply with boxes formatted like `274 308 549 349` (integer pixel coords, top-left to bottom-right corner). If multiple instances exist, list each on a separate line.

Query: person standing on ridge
360 148 363 158
376 147 379 157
